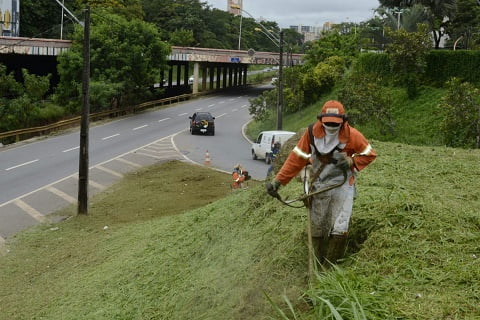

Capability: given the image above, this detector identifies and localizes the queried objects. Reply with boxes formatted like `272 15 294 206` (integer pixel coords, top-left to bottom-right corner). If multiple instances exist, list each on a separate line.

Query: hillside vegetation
0 139 479 319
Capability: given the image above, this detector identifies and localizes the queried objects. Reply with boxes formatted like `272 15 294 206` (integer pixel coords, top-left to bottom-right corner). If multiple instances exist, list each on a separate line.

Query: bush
302 56 346 105
338 72 396 137
33 102 66 126
437 78 480 148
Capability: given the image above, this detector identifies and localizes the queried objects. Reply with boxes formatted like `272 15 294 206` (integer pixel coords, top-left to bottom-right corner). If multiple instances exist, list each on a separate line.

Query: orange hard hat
318 100 346 124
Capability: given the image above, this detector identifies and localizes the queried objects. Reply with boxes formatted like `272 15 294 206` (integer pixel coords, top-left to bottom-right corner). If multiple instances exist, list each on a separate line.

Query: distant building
228 0 243 15
322 22 336 33
289 25 321 42
0 0 20 37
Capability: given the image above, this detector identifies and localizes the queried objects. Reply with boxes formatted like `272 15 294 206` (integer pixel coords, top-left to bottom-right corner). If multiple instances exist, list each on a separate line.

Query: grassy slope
1 87 479 319
246 85 447 147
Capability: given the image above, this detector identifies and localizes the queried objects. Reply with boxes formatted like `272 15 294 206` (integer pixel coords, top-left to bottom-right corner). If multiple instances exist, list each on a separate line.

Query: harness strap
307 123 342 164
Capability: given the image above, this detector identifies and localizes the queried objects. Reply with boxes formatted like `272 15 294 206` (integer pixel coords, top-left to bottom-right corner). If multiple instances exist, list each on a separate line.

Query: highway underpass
0 36 304 97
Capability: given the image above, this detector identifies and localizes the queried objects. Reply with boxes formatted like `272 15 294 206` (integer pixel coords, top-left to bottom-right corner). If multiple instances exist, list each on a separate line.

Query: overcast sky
205 0 380 28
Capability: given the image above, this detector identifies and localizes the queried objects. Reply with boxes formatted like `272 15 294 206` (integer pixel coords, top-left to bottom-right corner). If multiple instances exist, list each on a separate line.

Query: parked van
251 130 295 164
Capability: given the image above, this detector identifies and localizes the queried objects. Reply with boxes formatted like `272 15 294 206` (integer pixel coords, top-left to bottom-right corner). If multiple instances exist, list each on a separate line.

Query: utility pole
277 30 284 131
78 6 90 215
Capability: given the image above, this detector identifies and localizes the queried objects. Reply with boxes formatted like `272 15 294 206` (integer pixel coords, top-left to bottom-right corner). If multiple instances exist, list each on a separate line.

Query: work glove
337 155 353 171
266 179 282 199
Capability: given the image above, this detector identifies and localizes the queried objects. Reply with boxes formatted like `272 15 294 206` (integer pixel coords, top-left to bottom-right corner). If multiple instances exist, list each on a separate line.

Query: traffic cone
204 150 211 166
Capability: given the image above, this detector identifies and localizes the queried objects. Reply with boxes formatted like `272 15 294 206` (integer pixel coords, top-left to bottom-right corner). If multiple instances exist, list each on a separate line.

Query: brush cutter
271 166 348 278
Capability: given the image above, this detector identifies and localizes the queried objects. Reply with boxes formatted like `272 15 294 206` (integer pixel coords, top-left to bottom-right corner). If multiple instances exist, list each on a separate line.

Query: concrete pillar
209 65 214 91
216 66 221 89
192 62 200 94
223 67 228 88
201 65 207 91
184 62 189 86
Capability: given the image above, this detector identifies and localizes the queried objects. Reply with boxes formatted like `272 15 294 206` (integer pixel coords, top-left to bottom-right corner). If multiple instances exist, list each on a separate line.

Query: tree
169 29 195 47
438 78 480 148
377 0 457 49
448 0 480 49
20 0 80 38
141 0 207 43
338 72 396 136
10 70 51 128
385 24 432 97
76 0 145 20
55 10 170 112
0 64 23 130
304 31 360 66
375 5 429 32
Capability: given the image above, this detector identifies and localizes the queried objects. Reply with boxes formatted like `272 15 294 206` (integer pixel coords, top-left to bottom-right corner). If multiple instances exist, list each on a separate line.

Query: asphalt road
0 86 273 242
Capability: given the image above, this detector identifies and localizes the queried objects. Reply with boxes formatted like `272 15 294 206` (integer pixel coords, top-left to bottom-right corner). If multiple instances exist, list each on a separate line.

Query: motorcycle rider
266 100 376 265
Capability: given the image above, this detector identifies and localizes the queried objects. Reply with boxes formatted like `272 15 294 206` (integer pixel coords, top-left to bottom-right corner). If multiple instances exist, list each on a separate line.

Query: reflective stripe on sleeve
293 146 311 159
354 144 373 157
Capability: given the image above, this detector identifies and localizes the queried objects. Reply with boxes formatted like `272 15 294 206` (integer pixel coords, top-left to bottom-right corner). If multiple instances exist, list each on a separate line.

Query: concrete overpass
0 36 305 94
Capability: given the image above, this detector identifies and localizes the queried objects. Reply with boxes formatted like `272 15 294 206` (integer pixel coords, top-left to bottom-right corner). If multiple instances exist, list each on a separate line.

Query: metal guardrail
0 92 207 144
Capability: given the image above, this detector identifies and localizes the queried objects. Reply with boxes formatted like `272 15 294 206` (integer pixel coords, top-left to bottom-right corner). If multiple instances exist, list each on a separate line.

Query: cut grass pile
0 141 479 319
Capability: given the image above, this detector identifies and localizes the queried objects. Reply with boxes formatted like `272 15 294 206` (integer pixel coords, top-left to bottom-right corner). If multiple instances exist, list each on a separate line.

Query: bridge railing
0 91 210 145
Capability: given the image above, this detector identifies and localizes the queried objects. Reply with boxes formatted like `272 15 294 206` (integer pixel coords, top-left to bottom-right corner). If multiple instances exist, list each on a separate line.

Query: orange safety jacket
275 121 377 186
232 170 246 188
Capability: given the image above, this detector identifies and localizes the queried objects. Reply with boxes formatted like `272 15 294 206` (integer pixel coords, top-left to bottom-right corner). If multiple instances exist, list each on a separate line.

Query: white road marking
208 104 215 108
71 175 107 190
5 159 39 171
241 104 248 108
133 125 148 131
88 179 107 191
216 113 227 118
96 165 124 178
158 118 170 122
62 146 79 153
46 186 76 204
14 199 45 222
232 108 238 112
178 113 188 117
115 157 142 168
134 151 164 159
102 133 120 141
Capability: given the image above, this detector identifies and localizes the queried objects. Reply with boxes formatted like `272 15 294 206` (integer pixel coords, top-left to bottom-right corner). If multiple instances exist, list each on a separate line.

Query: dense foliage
55 11 170 113
385 24 432 97
0 65 61 135
438 78 480 148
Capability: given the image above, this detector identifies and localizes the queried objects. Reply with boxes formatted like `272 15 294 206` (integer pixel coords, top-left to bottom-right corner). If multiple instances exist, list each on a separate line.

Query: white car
188 76 194 85
251 130 295 164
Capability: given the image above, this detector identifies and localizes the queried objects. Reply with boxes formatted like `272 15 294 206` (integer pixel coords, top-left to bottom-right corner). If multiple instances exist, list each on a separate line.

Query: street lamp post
230 4 285 130
277 30 284 130
238 14 243 50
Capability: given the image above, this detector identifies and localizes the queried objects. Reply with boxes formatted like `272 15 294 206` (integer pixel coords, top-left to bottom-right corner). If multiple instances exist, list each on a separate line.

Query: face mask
323 123 341 135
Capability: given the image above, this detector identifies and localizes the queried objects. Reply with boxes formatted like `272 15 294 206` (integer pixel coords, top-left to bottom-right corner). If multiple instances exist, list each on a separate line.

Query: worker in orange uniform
232 164 248 189
266 100 376 265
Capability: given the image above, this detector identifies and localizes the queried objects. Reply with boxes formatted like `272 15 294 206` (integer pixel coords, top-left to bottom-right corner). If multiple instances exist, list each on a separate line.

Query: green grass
247 85 448 148
1 142 479 319
1 82 480 319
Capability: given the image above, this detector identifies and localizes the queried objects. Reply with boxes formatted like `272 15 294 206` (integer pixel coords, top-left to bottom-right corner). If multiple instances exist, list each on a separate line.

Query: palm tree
377 0 458 48
376 5 428 32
